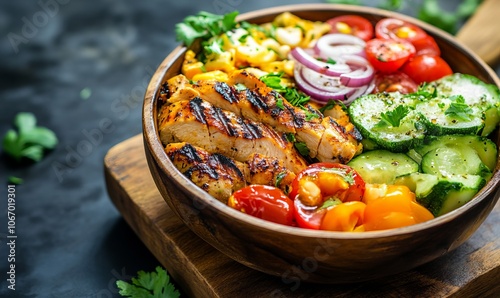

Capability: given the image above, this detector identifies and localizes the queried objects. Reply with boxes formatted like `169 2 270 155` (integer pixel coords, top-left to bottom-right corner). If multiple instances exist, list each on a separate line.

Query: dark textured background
0 1 498 297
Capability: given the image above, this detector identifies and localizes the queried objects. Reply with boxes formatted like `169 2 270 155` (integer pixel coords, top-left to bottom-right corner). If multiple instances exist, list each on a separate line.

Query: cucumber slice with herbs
420 73 500 136
349 92 426 152
416 95 484 135
412 134 498 172
347 150 419 184
420 145 491 179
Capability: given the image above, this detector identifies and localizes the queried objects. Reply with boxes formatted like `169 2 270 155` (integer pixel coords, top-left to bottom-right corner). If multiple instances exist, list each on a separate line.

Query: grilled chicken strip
158 97 308 174
165 142 296 201
163 70 361 163
166 142 246 202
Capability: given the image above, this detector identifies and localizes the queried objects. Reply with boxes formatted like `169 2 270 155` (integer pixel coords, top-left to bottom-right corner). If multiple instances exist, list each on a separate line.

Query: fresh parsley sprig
117 266 180 298
377 105 410 127
175 11 239 46
445 95 473 121
3 112 58 162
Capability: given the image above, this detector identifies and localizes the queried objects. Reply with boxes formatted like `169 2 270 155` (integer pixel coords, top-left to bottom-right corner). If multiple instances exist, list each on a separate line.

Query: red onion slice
294 66 356 103
290 47 351 77
314 33 366 59
300 67 343 92
344 81 376 105
339 55 375 87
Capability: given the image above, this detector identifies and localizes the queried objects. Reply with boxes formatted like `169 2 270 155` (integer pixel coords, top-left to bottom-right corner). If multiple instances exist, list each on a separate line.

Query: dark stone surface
0 1 498 297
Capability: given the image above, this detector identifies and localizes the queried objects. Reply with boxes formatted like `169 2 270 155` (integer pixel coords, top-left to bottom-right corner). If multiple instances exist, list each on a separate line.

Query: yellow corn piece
301 22 332 48
204 50 236 73
236 43 277 66
273 12 303 27
275 27 303 47
260 60 295 77
192 70 229 82
182 50 204 79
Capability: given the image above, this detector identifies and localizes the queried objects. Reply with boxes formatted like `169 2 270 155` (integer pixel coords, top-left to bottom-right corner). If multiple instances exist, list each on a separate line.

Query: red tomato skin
289 163 365 229
293 198 325 230
372 71 418 94
229 185 295 226
365 38 416 73
402 54 453 85
375 18 428 44
413 35 441 56
326 15 374 41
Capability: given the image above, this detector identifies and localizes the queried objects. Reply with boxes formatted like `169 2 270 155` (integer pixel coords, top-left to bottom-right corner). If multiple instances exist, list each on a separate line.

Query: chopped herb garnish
276 97 285 110
320 167 355 185
175 11 239 46
8 176 23 185
415 82 438 98
294 142 310 157
260 72 286 91
284 88 310 107
319 198 342 210
377 105 410 127
319 100 347 113
445 95 473 121
305 111 320 121
117 266 180 298
2 112 58 162
203 38 224 55
275 171 287 188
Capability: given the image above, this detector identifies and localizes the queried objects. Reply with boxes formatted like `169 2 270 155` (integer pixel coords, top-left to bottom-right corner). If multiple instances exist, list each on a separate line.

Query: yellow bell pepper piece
182 50 204 80
320 201 366 232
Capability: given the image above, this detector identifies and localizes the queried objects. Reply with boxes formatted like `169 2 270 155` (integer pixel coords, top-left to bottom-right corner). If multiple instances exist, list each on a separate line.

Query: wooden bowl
143 4 500 283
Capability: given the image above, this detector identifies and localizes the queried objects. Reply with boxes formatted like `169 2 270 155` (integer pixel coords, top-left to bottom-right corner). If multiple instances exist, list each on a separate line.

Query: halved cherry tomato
326 15 374 41
401 54 453 84
372 71 418 94
293 198 326 230
289 163 365 229
320 201 366 232
362 184 434 231
365 38 416 73
412 34 441 56
375 18 428 44
228 185 295 226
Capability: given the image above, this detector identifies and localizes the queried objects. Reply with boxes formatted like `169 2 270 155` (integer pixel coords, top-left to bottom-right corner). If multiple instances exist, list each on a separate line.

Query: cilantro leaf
319 198 342 210
175 11 239 46
445 95 473 121
260 72 286 91
117 266 180 298
2 113 58 162
8 176 23 185
294 142 310 157
319 100 347 113
203 38 224 55
377 105 410 127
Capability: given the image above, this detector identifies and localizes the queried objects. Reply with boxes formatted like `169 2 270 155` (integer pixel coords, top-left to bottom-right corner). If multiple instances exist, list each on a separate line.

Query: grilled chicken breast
158 97 308 174
166 142 246 202
165 142 296 201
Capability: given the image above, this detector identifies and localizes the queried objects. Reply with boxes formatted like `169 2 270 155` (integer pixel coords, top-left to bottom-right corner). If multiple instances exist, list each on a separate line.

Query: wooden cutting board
104 134 500 298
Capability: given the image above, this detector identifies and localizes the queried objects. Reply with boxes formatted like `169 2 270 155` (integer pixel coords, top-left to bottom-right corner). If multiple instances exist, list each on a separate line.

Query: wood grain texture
456 0 500 66
104 134 500 298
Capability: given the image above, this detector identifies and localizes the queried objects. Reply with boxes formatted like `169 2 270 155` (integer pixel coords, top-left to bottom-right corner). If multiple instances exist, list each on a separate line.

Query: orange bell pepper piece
320 201 366 232
362 184 434 231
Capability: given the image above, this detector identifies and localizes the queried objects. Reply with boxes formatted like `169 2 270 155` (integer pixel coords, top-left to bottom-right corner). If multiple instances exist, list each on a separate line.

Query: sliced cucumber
395 173 486 216
420 73 500 136
349 92 426 152
412 134 498 172
426 174 486 216
394 172 438 199
420 145 491 178
416 96 484 135
347 149 419 184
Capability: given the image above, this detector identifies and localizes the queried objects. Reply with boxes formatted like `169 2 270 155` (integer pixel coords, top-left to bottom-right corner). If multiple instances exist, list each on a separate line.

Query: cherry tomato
413 35 441 56
365 38 416 73
401 54 453 85
326 15 374 41
320 201 366 232
293 198 326 230
372 71 418 94
375 18 428 44
228 185 295 226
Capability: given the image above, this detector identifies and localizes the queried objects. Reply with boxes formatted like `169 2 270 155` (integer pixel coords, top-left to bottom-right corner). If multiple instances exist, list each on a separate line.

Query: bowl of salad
143 4 500 283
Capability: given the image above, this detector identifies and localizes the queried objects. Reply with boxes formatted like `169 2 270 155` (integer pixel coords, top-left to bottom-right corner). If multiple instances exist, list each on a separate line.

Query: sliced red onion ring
290 47 351 77
294 66 356 103
314 33 366 59
300 67 342 92
339 55 375 87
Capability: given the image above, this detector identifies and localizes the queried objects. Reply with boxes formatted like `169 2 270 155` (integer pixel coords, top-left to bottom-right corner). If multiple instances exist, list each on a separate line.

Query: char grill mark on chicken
165 142 296 200
158 97 308 174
